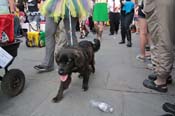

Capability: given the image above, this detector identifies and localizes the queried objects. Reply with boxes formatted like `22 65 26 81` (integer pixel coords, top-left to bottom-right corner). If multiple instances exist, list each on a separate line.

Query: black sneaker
34 65 54 72
126 41 132 47
119 41 125 44
162 103 175 115
109 33 114 35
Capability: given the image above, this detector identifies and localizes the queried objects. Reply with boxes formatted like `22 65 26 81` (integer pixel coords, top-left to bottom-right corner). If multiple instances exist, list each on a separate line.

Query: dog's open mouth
60 75 68 82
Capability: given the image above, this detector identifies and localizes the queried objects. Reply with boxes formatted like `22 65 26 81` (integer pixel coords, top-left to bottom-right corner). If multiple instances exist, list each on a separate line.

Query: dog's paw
52 96 63 103
90 66 95 73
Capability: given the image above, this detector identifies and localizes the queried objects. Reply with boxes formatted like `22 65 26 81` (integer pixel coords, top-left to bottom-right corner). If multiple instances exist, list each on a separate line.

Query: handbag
85 19 89 26
130 24 136 33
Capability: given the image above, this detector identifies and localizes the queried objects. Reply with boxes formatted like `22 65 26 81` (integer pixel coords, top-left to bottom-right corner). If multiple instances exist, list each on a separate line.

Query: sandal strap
153 81 167 87
143 79 168 93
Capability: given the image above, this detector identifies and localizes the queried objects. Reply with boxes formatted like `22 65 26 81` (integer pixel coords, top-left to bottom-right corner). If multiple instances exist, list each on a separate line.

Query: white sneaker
136 54 145 62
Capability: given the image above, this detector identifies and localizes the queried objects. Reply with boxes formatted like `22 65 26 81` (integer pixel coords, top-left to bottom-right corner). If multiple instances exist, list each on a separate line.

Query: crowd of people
0 0 174 115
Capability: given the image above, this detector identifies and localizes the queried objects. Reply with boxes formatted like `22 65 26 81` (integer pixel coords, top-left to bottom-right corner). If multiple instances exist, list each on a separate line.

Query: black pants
88 16 95 32
109 12 120 34
76 20 80 31
120 11 134 42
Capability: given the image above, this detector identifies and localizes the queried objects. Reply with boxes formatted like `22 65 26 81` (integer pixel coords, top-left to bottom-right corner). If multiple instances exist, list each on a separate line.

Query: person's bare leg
94 21 99 39
139 18 148 58
98 22 104 40
154 78 167 85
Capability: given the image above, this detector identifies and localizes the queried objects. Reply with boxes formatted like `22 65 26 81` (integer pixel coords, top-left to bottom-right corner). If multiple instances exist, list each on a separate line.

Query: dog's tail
93 39 100 52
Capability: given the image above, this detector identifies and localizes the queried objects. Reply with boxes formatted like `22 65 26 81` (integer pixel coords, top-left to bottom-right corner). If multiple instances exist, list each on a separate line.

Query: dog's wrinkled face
56 53 75 75
56 48 83 81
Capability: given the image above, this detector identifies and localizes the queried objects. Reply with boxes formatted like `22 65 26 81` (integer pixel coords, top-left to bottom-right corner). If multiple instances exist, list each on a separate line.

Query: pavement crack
105 71 110 89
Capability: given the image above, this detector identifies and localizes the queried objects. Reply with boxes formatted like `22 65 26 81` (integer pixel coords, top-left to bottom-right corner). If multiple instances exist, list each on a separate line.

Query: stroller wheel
1 69 25 97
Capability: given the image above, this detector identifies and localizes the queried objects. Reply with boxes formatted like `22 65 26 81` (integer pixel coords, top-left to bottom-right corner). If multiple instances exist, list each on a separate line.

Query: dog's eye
68 58 72 62
65 58 72 65
66 61 70 64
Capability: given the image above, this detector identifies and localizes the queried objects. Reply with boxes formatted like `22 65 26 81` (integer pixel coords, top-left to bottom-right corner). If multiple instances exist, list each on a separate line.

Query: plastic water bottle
90 100 114 113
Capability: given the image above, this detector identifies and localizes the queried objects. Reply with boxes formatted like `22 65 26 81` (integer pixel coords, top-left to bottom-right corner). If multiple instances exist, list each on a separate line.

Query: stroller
0 14 25 97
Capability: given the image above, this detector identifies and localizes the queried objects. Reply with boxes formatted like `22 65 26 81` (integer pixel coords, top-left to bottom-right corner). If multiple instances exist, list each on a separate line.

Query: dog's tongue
60 75 68 82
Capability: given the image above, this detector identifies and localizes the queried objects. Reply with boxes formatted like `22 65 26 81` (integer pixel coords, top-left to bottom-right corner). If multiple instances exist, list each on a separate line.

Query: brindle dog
52 39 100 103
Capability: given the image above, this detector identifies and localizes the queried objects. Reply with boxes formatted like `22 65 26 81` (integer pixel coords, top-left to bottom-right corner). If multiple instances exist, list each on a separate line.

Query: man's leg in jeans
14 16 21 37
33 15 40 30
34 17 60 71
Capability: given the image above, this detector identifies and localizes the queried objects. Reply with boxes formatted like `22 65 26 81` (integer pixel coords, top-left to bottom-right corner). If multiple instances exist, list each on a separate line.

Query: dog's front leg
52 82 64 103
52 76 72 103
82 69 90 91
63 76 72 90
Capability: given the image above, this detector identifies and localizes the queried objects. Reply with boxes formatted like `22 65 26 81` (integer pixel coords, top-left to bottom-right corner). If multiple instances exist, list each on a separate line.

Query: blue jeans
14 16 21 37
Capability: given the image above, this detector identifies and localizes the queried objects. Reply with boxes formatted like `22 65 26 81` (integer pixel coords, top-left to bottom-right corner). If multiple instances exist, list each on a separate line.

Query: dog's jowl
52 39 100 103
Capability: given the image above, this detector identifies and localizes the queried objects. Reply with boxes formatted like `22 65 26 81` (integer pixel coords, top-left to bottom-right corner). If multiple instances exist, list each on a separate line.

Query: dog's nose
58 69 64 75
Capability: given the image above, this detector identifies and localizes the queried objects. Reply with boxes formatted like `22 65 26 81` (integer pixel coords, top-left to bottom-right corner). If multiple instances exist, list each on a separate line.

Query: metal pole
68 0 73 46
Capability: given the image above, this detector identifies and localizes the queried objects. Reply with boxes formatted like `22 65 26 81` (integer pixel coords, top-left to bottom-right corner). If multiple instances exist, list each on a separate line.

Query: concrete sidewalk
0 27 175 116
